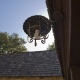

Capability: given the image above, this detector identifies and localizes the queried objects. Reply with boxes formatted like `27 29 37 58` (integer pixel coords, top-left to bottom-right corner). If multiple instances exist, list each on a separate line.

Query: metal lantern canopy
23 15 52 46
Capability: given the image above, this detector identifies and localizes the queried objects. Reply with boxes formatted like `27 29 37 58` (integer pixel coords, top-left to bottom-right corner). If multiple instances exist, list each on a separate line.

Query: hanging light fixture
23 15 52 46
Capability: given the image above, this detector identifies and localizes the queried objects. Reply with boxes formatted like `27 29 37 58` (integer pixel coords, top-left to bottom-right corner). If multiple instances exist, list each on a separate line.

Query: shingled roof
0 50 62 76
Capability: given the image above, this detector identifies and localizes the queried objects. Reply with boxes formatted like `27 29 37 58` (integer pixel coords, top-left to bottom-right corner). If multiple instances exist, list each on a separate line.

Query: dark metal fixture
23 15 52 46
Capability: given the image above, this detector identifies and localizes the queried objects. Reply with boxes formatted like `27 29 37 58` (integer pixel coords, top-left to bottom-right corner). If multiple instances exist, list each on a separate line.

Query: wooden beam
70 66 80 80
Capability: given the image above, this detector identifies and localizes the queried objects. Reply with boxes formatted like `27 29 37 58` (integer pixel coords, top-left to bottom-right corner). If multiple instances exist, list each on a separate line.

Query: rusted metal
23 15 52 38
23 15 52 46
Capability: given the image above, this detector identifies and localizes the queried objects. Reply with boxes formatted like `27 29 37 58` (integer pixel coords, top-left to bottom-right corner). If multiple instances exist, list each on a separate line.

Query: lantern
23 15 52 46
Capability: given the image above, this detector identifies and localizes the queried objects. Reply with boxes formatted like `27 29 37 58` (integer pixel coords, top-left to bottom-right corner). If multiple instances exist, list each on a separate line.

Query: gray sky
0 0 54 51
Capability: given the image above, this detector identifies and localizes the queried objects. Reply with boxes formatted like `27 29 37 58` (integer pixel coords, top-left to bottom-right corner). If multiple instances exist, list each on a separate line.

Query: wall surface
0 76 63 80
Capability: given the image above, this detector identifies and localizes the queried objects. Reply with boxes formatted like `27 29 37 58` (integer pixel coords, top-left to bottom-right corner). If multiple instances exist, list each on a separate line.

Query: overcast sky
0 0 54 51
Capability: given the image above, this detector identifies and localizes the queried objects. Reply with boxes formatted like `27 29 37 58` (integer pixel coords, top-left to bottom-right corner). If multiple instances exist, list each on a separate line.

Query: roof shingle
0 50 62 76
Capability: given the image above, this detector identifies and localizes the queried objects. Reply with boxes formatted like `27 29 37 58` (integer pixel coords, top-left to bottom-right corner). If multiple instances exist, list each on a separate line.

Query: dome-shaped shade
23 15 52 38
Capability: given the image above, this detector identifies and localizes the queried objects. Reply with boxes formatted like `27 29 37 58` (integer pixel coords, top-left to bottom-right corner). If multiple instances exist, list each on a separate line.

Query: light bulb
34 29 40 40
